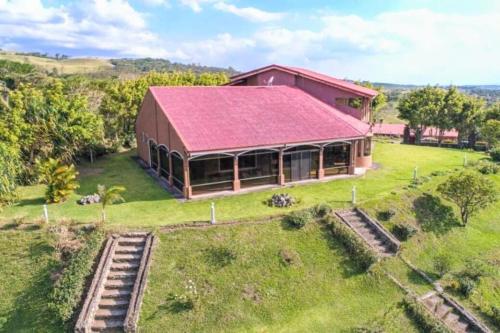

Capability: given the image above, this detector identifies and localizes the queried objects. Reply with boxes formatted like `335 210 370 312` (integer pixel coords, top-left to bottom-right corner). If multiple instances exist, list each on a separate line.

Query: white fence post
210 202 216 224
43 204 49 224
352 186 356 205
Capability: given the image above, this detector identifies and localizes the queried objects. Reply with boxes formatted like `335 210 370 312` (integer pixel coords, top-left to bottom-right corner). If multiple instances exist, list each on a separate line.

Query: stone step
110 262 140 271
108 270 137 280
443 311 461 324
118 238 146 246
435 303 454 318
91 319 123 331
99 298 130 309
112 253 142 262
101 288 132 299
453 319 470 332
115 245 144 254
94 308 127 320
105 279 135 289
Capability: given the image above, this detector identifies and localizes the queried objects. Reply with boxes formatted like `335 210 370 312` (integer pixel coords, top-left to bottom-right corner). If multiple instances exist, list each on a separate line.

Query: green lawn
0 229 60 332
140 220 416 332
0 141 484 228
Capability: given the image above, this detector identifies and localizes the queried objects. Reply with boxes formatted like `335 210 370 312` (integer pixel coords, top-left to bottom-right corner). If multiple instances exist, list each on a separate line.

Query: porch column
182 158 192 199
278 149 285 185
349 140 356 174
233 155 240 191
168 153 173 186
318 146 325 179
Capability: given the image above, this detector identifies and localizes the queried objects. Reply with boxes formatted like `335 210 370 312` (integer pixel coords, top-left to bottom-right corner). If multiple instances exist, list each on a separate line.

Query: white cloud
247 9 500 84
0 0 175 58
213 2 284 22
141 0 169 6
179 0 216 13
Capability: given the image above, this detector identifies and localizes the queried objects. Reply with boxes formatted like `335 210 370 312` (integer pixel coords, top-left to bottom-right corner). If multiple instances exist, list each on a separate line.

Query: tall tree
436 87 463 145
451 95 485 148
397 86 445 143
437 171 496 225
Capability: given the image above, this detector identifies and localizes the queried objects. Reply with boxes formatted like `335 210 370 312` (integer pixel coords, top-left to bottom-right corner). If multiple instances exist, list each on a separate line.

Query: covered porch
178 140 360 198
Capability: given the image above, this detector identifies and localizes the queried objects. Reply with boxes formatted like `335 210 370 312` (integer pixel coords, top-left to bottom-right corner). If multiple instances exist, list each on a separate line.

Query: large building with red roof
136 65 378 199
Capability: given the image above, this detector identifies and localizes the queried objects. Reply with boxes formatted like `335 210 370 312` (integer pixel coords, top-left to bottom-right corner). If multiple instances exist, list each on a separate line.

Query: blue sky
1 0 499 84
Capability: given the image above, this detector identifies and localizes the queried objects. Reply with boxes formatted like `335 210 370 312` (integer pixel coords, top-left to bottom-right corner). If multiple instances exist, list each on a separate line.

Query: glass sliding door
284 146 319 182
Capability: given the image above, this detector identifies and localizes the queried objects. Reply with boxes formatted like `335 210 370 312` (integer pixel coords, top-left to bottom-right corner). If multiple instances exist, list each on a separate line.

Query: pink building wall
236 69 372 122
135 90 187 164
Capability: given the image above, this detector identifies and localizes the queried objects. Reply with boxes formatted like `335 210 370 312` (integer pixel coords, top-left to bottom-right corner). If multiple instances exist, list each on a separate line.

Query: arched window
323 142 350 176
149 141 158 170
158 146 169 178
170 152 184 191
238 149 279 188
189 154 234 194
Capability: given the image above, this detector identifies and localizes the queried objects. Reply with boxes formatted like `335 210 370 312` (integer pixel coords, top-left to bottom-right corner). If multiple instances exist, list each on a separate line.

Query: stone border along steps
335 208 400 256
75 232 157 333
419 291 491 333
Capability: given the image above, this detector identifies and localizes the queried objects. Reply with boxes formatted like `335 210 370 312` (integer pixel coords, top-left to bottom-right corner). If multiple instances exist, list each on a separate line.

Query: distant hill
0 51 113 75
0 51 237 76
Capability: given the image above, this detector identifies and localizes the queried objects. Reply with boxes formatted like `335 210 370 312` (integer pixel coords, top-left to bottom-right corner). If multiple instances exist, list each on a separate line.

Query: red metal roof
230 64 378 98
150 86 370 153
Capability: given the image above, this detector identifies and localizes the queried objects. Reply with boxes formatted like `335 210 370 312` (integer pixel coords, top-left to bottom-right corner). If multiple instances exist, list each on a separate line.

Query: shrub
268 193 295 208
312 203 332 218
38 158 79 203
377 209 396 221
490 147 500 162
392 223 417 241
48 230 104 323
0 142 20 207
490 306 500 327
327 216 378 271
475 161 499 175
457 276 476 297
284 210 312 229
433 254 452 277
402 296 452 333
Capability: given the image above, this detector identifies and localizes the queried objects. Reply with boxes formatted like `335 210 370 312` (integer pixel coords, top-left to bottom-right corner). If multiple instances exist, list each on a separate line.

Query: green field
0 51 113 74
0 142 498 332
0 141 485 228
140 221 416 332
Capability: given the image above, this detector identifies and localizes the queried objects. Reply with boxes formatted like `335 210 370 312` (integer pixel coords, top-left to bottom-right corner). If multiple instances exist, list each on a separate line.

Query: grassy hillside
140 220 416 332
0 141 486 227
0 51 113 74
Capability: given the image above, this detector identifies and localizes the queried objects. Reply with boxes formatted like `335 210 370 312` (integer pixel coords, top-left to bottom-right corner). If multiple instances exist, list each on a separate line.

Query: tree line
0 59 228 206
397 86 500 147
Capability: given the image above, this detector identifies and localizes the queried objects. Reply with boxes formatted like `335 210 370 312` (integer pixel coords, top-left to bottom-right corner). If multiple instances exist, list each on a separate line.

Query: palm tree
97 184 126 223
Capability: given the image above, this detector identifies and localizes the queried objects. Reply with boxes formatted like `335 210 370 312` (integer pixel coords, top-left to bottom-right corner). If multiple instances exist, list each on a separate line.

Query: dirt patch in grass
78 167 104 177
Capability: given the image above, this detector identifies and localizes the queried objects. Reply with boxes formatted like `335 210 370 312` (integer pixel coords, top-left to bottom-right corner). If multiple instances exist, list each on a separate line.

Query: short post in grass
43 204 49 224
210 202 216 224
413 166 418 181
351 186 356 205
463 153 467 167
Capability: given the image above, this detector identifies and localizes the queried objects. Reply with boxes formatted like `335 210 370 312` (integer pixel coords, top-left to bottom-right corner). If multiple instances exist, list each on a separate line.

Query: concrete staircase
335 208 400 256
75 233 156 333
420 292 490 333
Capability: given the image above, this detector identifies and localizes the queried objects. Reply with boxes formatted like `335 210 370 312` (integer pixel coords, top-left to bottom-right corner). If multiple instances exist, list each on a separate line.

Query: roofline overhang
228 64 378 98
186 135 370 158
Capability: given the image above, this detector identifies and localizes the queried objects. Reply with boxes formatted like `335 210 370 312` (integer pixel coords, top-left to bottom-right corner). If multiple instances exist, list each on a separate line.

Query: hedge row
48 230 105 323
325 216 378 271
402 295 452 333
